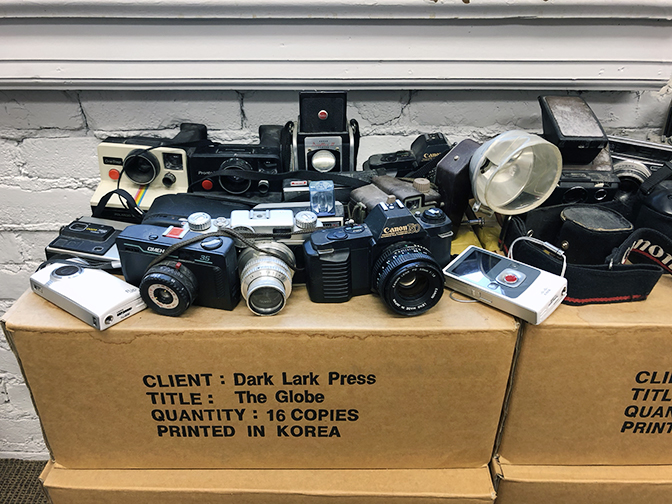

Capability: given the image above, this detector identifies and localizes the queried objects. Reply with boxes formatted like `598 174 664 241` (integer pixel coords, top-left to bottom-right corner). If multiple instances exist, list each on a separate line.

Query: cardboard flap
42 463 496 502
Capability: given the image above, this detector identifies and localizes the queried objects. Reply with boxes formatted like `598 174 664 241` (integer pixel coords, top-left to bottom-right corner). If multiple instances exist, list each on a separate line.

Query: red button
504 274 518 283
108 169 121 180
318 110 328 120
201 179 214 190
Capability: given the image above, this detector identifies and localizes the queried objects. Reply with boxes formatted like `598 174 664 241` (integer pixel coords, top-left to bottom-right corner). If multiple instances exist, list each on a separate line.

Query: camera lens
51 264 83 279
139 260 198 317
219 158 254 194
124 149 161 185
373 242 444 316
238 242 295 316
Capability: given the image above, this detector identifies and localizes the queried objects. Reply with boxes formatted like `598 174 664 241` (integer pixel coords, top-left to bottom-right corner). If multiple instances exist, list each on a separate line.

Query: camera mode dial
187 212 213 232
295 211 319 232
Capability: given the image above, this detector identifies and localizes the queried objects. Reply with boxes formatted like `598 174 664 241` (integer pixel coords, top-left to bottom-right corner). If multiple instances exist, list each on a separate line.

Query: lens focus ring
139 260 198 317
373 242 444 316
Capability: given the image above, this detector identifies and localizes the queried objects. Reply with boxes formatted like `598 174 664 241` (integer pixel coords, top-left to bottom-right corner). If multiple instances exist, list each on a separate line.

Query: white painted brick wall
0 88 671 461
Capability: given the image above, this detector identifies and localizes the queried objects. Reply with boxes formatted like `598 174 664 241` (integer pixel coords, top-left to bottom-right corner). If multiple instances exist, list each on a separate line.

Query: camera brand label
380 223 421 238
147 246 166 254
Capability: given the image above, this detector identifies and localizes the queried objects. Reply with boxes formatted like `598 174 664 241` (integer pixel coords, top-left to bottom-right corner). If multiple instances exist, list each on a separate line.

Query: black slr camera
303 201 452 316
187 125 287 196
116 223 240 316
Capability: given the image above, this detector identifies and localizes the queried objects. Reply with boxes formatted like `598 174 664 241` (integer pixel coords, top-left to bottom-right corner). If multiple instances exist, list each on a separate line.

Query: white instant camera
30 262 147 330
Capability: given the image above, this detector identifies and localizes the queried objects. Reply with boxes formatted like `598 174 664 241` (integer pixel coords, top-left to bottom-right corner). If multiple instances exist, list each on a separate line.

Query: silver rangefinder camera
218 208 322 316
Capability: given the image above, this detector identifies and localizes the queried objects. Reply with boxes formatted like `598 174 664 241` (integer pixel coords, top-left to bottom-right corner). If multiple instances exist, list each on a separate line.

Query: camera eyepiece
373 242 444 316
139 260 198 317
124 149 161 185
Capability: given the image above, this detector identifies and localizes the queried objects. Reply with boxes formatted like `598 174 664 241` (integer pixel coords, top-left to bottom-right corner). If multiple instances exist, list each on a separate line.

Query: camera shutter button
201 237 223 251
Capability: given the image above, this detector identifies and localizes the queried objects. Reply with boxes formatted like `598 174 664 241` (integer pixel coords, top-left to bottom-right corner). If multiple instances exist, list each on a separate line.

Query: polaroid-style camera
303 200 452 316
288 91 360 173
443 245 567 325
116 221 240 317
187 125 287 197
90 123 208 221
30 261 147 330
538 95 620 206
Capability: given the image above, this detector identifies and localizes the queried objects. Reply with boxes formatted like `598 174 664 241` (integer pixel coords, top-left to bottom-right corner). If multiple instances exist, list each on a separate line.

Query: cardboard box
492 457 672 504
39 462 497 504
3 285 519 469
497 275 672 465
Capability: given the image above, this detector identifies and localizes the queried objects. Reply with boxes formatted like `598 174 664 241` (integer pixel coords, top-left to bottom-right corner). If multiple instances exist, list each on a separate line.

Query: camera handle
92 188 144 223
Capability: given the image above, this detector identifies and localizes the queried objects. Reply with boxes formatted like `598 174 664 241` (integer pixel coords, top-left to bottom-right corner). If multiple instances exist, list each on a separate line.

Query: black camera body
362 133 452 178
290 91 360 173
187 125 286 197
542 147 621 206
538 95 620 206
46 217 129 265
303 201 452 316
363 150 418 175
116 223 240 316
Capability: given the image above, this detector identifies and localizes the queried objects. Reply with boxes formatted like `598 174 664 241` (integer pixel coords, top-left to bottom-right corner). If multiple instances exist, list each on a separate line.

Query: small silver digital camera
443 246 567 325
30 262 147 330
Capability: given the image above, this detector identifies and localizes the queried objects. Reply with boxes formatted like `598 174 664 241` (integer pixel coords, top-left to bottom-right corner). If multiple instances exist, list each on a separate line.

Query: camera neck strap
501 207 665 306
92 188 144 223
186 168 373 193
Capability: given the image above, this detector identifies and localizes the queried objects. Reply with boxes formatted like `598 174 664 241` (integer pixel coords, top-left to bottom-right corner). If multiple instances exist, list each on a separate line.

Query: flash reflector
469 131 562 215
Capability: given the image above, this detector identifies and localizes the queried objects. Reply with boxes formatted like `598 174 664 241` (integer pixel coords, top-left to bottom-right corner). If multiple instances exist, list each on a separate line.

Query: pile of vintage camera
29 92 672 330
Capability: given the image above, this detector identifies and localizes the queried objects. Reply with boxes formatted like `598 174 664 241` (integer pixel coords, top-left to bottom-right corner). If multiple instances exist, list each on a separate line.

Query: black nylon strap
92 189 144 223
187 168 372 192
501 214 663 305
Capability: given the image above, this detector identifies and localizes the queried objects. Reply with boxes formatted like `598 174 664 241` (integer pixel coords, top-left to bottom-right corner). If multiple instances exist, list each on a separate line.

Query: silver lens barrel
238 242 296 316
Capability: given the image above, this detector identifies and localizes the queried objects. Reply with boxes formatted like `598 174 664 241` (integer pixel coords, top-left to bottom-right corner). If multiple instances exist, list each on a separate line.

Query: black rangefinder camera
116 223 240 316
303 201 452 316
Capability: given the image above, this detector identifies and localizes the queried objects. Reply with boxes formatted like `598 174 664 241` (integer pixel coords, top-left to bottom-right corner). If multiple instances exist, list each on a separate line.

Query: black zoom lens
139 260 198 317
373 242 444 316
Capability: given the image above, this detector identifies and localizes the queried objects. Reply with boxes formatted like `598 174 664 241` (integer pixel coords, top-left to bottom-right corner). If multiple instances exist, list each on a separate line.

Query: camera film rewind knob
187 212 212 232
295 211 319 232
412 178 431 194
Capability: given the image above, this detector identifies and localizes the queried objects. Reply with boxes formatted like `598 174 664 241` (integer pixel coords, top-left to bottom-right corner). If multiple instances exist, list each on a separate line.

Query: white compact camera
30 262 147 330
443 245 567 325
